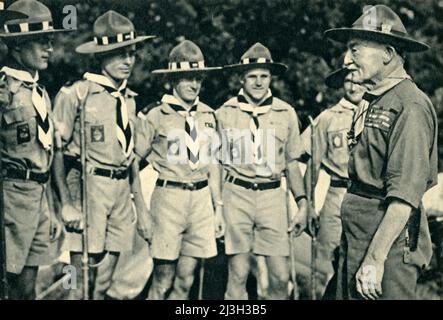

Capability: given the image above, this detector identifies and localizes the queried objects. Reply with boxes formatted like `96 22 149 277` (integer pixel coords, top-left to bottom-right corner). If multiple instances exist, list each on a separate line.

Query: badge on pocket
331 132 343 148
17 123 31 144
91 125 105 142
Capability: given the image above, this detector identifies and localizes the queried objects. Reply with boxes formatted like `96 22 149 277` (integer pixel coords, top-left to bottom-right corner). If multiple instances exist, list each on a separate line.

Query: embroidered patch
91 125 105 142
331 132 343 148
168 138 181 156
17 124 31 144
364 105 397 132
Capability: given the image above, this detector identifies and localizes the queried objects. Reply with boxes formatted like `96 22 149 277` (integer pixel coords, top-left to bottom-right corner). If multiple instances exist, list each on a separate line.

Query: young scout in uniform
0 0 66 299
301 67 365 297
52 11 155 299
325 5 438 300
217 43 309 300
135 40 224 300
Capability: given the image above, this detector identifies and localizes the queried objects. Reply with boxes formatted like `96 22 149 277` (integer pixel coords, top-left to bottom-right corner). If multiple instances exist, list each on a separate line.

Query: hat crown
169 40 204 63
6 0 52 24
93 10 135 38
352 5 408 36
240 42 273 62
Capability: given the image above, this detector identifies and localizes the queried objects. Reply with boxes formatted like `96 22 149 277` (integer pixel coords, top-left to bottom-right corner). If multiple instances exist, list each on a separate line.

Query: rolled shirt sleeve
386 102 436 209
301 112 329 165
134 110 156 160
285 108 304 162
52 85 79 148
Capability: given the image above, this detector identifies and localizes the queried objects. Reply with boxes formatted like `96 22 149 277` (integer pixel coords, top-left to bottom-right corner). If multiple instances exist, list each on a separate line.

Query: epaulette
137 101 161 119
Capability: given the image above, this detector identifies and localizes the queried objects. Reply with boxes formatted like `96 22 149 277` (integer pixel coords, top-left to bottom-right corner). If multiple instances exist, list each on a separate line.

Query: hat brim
324 28 429 52
223 62 288 75
325 67 350 89
75 35 155 54
0 27 72 38
0 10 28 25
151 66 222 75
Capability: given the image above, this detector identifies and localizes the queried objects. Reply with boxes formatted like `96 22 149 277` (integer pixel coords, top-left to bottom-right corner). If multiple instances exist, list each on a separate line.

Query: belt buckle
186 182 195 190
252 182 258 191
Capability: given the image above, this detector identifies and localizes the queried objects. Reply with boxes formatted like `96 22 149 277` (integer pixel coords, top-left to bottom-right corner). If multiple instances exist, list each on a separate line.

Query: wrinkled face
173 75 203 104
16 34 54 71
344 38 385 84
343 74 366 104
242 68 271 103
101 45 136 81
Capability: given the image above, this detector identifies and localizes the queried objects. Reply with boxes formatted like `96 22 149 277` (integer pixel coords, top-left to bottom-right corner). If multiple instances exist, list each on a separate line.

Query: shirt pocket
2 105 37 146
327 129 348 167
157 125 187 164
269 127 287 167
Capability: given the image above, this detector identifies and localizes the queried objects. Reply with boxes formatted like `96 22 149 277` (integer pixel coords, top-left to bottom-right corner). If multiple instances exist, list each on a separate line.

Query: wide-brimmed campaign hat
0 0 70 38
76 10 155 54
151 40 221 75
224 42 288 75
324 67 350 89
324 4 429 52
0 1 28 25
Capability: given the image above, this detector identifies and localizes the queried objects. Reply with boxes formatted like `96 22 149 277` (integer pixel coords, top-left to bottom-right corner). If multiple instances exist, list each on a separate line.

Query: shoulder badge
137 101 161 119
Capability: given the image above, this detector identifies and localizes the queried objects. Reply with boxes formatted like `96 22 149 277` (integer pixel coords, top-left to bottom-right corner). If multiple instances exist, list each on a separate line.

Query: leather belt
1 167 50 184
156 178 208 191
330 179 349 188
92 167 129 180
348 181 386 200
226 175 281 191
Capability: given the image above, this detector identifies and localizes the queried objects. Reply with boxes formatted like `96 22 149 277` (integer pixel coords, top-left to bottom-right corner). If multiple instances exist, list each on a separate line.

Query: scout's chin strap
83 72 134 158
1 66 52 151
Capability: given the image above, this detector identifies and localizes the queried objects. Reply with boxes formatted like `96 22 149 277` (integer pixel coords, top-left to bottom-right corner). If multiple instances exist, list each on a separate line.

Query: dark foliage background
1 0 442 168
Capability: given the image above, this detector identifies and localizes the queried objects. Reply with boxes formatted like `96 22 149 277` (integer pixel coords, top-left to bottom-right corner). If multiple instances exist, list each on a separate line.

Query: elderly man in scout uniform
135 40 223 300
325 4 438 300
217 43 308 300
0 0 66 299
302 66 365 297
52 10 154 300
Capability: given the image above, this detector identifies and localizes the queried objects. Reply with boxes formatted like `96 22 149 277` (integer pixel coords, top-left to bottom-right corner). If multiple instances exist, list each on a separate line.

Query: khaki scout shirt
53 80 137 170
0 73 53 172
349 66 438 209
134 97 218 182
302 98 356 180
216 96 303 183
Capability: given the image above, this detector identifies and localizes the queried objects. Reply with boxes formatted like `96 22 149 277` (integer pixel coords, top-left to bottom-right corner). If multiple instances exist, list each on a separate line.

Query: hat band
4 21 54 34
169 61 205 70
358 23 408 37
241 57 273 65
94 31 136 46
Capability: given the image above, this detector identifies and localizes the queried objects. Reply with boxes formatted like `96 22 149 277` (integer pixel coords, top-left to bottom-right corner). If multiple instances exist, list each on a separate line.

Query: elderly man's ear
383 46 398 64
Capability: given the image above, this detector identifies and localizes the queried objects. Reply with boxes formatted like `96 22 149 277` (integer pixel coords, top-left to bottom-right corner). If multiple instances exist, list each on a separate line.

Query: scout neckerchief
237 88 273 165
84 72 133 158
347 67 411 149
1 66 52 151
162 94 200 170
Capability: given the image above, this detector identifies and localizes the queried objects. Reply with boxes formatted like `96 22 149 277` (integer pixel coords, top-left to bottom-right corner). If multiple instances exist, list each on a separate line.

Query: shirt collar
84 72 127 91
1 65 39 84
161 94 203 114
368 65 411 97
338 97 358 111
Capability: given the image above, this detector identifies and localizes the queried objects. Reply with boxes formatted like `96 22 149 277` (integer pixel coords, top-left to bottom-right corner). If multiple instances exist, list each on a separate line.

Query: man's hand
61 204 84 232
307 207 320 238
214 205 225 238
50 212 63 241
355 257 385 300
288 200 308 237
136 204 153 244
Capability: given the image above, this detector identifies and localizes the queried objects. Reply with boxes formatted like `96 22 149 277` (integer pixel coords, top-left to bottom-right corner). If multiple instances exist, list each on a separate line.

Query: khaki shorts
223 181 289 256
150 185 217 260
4 179 53 274
63 168 135 254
